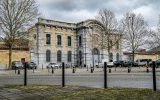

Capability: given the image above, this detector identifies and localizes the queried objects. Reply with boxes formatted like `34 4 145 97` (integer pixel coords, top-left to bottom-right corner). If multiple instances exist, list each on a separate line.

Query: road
0 71 159 89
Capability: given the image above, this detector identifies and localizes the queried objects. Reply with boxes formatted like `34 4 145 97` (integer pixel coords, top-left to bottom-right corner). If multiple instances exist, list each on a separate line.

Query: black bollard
42 64 43 70
91 67 93 73
62 62 65 87
18 69 20 75
87 65 88 71
24 63 27 86
52 67 54 74
104 62 107 88
15 67 17 74
152 61 157 91
147 67 149 73
72 67 75 73
109 68 111 73
128 67 130 73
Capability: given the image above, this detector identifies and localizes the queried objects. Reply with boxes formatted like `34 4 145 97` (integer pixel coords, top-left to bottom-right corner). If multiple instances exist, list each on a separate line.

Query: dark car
156 59 160 66
11 61 23 69
26 62 37 69
113 60 124 67
123 60 136 67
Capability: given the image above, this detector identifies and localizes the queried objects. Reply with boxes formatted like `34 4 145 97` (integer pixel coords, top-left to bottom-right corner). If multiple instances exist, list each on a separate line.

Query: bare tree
87 9 122 62
147 15 160 53
121 12 148 62
0 0 39 68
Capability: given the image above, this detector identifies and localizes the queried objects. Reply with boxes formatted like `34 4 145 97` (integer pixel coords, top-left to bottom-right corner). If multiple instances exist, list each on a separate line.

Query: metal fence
0 62 159 91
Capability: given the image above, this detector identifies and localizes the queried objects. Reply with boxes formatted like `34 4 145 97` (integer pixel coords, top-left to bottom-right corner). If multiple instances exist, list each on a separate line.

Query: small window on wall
67 36 71 46
57 35 61 45
46 34 51 45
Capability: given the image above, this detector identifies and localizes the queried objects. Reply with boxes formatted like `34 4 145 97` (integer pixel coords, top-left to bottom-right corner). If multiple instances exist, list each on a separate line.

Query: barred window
57 35 61 45
67 51 72 62
57 50 62 62
46 34 51 44
46 50 51 62
67 36 71 46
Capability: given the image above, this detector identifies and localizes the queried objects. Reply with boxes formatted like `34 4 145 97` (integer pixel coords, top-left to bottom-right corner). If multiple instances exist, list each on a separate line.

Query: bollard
6 64 7 71
146 67 149 73
128 67 130 73
87 65 88 71
91 67 93 73
18 69 20 75
42 64 43 70
15 67 17 74
33 68 35 73
72 67 75 73
52 67 54 74
48 67 50 72
109 68 111 73
62 62 65 87
24 63 27 86
104 62 107 88
152 61 157 91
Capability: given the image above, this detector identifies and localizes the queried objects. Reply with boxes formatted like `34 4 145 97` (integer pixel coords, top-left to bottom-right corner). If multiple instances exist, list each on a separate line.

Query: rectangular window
67 36 71 46
57 35 61 45
46 34 51 45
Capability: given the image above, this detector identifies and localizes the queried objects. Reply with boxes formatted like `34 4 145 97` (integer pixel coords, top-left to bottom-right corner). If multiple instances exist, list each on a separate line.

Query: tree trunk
132 50 134 62
9 47 12 69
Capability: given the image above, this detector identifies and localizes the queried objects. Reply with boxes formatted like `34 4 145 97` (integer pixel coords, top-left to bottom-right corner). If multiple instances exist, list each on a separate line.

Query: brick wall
0 50 30 65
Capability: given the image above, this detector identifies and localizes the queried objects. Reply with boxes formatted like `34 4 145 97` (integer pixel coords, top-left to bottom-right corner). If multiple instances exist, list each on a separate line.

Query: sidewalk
0 67 160 76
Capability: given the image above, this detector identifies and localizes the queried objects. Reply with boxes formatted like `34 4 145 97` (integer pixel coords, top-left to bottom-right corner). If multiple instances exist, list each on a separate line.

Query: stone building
28 18 122 68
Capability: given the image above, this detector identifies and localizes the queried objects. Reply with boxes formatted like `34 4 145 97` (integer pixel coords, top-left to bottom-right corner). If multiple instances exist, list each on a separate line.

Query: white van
135 59 152 66
98 59 114 67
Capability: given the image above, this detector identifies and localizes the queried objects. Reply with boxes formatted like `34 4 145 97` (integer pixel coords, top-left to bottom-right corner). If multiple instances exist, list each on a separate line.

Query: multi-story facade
29 18 122 67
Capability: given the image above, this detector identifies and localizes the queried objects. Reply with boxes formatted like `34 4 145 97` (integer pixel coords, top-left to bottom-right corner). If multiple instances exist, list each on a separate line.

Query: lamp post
129 15 135 64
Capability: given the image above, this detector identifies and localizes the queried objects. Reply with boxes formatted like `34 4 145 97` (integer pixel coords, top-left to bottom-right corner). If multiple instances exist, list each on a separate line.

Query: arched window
92 48 99 55
116 53 119 61
46 50 51 62
67 51 72 62
57 50 62 62
109 53 113 62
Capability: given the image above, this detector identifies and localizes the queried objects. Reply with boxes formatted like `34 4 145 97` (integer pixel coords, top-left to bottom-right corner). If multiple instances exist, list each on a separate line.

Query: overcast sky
36 0 160 29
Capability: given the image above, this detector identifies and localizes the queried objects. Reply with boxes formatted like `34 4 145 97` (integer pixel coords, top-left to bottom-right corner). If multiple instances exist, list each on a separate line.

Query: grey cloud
37 0 160 27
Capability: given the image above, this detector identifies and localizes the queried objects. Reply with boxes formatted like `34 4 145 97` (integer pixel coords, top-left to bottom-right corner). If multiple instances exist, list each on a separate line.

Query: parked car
46 63 59 69
114 60 124 67
11 61 23 69
149 59 160 68
135 59 152 66
26 62 37 69
156 59 160 66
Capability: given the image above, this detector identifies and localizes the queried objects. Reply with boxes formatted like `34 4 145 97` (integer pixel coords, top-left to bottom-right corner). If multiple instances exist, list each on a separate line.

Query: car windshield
15 62 22 65
50 63 55 65
29 62 35 65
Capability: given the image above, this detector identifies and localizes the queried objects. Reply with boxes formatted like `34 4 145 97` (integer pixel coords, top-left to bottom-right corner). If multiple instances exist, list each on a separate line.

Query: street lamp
128 14 135 65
